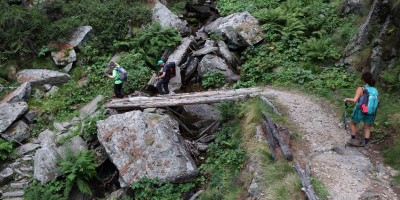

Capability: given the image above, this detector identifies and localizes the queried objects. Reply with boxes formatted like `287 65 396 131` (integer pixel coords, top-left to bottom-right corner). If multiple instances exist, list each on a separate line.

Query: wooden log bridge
105 87 269 110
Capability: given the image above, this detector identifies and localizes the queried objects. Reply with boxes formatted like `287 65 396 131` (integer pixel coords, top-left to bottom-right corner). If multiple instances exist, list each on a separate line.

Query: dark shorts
351 107 375 124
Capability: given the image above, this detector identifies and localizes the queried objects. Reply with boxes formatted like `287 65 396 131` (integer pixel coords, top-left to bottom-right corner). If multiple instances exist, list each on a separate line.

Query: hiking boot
347 138 365 147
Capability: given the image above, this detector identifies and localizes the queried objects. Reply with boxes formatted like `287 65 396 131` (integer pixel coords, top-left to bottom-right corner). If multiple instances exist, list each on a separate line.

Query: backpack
167 62 176 78
357 86 379 115
116 66 128 81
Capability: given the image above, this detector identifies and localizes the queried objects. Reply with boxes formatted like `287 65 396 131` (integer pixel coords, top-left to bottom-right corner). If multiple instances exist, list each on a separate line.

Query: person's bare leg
350 121 357 137
364 123 371 139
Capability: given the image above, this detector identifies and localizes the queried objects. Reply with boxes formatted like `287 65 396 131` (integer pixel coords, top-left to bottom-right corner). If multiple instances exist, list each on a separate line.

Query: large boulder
16 69 71 86
204 12 263 49
0 82 31 103
198 54 240 82
68 26 93 49
152 0 189 34
0 102 28 133
218 40 240 68
79 95 104 119
33 130 59 184
97 110 198 187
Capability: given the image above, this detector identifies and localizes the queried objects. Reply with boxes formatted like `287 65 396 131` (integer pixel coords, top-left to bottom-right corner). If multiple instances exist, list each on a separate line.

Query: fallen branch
260 96 281 116
260 121 277 160
263 112 293 161
294 162 319 200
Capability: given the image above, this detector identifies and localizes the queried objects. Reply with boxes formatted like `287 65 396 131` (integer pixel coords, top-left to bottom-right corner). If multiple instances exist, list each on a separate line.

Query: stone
198 54 240 82
79 95 104 118
53 122 65 132
33 146 60 184
23 110 38 124
43 84 52 91
0 102 28 133
68 26 93 48
57 136 88 159
38 129 56 148
191 46 219 57
94 145 108 166
16 69 71 86
97 110 198 187
0 82 31 103
0 167 14 187
2 120 30 143
45 85 59 97
10 181 29 189
16 143 40 156
152 1 188 34
2 191 24 198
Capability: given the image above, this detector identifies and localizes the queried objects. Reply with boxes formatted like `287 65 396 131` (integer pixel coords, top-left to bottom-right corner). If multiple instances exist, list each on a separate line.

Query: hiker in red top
344 72 378 148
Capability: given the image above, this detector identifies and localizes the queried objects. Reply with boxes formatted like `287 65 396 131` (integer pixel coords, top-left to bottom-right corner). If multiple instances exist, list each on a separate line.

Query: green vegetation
202 72 226 89
131 177 194 200
0 138 14 160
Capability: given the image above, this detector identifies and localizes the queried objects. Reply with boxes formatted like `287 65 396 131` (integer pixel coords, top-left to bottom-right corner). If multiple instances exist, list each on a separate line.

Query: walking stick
344 102 349 148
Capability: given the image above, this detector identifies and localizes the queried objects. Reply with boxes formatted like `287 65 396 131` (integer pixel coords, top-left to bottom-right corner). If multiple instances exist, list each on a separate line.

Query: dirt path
264 87 398 200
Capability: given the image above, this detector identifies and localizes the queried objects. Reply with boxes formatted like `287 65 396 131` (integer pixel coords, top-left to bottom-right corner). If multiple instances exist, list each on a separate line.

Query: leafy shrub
380 62 400 92
118 51 153 92
131 177 194 200
201 72 225 89
300 37 341 63
77 114 105 141
0 138 14 160
24 180 67 200
59 149 97 196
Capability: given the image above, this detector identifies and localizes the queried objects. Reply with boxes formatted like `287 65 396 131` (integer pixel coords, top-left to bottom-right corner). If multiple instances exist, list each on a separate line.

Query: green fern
59 149 97 196
0 138 14 160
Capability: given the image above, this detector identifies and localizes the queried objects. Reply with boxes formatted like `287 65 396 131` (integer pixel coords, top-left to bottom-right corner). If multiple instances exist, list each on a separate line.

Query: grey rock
33 146 60 184
56 132 74 143
97 110 198 187
16 143 40 156
68 26 93 48
184 104 221 121
43 84 52 91
184 57 199 83
63 63 73 72
196 143 208 151
33 88 45 99
205 12 263 48
57 136 88 159
204 39 216 47
2 120 30 143
198 54 240 82
152 1 188 34
2 190 24 198
0 167 14 187
45 85 59 97
51 48 76 66
16 69 71 86
0 102 28 133
53 122 66 132
94 145 108 166
38 129 56 148
143 108 157 113
71 117 81 126
23 110 38 124
218 40 239 67
0 82 31 103
79 95 104 118
192 46 219 57
341 0 362 15
61 121 72 129
10 181 29 189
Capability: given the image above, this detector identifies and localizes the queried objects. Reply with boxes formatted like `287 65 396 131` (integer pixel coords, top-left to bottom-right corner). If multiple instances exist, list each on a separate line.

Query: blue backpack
116 66 128 81
357 86 379 115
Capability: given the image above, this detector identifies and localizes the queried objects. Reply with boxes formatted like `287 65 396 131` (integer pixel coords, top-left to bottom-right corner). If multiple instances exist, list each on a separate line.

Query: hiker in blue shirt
156 60 172 95
344 72 378 147
105 61 124 98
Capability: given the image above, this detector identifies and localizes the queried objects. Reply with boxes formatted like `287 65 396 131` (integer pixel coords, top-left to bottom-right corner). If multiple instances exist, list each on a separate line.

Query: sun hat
157 60 164 66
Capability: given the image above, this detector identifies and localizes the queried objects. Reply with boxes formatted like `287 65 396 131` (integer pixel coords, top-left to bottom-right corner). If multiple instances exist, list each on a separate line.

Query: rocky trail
264 87 398 200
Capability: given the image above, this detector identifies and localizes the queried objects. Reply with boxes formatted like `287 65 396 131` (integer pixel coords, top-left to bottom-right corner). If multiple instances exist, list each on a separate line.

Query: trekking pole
344 102 349 148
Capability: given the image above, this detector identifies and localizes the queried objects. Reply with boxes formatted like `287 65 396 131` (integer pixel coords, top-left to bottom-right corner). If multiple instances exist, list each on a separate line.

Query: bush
0 138 14 160
131 177 194 200
201 72 226 89
24 180 67 200
59 149 97 196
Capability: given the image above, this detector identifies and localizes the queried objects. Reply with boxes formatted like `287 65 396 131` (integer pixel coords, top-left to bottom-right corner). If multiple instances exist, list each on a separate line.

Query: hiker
343 72 378 147
156 60 174 95
104 61 124 98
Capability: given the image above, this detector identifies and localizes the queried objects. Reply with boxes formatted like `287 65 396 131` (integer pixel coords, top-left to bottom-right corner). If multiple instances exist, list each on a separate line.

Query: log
260 121 277 160
263 112 293 161
105 87 269 109
166 109 195 137
294 162 319 200
260 96 281 116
